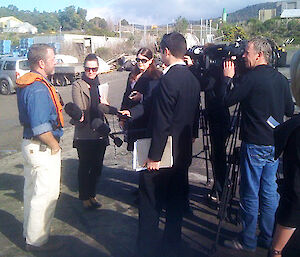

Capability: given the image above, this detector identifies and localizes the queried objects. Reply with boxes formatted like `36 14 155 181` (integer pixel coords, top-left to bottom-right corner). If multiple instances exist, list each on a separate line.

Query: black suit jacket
148 64 200 168
120 72 152 110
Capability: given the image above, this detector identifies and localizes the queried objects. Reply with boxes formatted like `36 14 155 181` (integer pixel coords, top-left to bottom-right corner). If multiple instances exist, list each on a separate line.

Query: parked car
0 57 30 95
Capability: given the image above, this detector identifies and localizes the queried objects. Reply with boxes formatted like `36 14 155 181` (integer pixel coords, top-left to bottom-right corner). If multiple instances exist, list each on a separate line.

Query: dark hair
84 53 99 67
160 32 187 59
27 44 54 70
129 47 162 82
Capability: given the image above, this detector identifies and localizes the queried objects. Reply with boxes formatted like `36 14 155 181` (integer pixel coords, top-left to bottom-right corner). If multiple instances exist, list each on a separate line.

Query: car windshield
19 60 30 70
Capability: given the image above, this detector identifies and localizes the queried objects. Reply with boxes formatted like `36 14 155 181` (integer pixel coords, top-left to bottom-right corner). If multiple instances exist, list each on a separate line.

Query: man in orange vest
16 44 64 252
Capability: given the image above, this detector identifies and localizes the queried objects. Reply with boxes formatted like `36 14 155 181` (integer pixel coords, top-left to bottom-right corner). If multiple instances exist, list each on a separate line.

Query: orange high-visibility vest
16 72 64 128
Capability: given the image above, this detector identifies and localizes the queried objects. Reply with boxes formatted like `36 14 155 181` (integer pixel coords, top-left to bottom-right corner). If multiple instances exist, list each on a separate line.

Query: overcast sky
4 0 279 24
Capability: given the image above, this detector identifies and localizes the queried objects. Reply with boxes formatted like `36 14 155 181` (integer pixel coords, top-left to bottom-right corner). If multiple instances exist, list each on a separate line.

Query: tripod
192 97 212 186
209 103 241 255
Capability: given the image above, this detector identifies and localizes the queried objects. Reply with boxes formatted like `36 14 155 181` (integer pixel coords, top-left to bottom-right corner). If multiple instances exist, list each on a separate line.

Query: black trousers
76 140 106 201
137 167 187 257
209 120 228 197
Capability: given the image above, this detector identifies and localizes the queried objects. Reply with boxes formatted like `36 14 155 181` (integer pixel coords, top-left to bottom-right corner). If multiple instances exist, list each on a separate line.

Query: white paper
133 136 173 171
98 83 109 101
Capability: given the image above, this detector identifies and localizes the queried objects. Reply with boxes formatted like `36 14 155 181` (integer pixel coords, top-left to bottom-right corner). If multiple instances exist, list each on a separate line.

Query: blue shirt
17 81 63 139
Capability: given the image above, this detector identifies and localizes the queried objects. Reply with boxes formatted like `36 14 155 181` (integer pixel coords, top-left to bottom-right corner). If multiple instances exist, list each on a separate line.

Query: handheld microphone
64 102 83 121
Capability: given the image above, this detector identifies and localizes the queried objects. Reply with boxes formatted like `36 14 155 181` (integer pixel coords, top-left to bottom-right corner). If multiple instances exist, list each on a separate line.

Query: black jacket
120 72 152 111
275 115 300 226
148 64 200 168
223 65 294 145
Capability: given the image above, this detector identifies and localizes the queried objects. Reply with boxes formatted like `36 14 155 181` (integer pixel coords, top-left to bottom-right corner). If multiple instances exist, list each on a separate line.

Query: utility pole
205 19 208 44
200 18 203 45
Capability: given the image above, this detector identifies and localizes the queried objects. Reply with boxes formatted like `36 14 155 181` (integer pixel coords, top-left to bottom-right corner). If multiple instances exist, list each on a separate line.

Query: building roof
0 16 22 23
281 9 300 18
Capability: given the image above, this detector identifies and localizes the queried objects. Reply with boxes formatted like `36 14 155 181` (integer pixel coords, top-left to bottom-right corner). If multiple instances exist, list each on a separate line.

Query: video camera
186 39 248 79
187 38 284 80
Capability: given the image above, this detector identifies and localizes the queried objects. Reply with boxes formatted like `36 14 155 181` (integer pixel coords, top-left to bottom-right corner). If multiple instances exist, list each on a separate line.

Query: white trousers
22 139 61 246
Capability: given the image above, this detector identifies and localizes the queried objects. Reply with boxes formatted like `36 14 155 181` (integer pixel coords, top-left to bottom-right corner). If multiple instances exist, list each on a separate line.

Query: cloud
86 0 278 25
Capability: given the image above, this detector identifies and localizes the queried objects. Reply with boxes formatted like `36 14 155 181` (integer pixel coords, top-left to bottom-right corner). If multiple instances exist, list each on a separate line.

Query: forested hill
227 2 277 23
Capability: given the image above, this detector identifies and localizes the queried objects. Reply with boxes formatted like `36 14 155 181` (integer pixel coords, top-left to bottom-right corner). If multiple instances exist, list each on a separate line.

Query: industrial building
0 16 37 34
258 0 300 21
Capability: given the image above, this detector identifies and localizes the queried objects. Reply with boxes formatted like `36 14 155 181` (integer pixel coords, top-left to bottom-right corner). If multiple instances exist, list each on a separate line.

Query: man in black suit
137 32 200 257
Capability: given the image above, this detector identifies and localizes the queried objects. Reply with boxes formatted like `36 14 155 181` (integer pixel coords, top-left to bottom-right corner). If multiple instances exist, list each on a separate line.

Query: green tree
221 24 247 41
174 16 188 34
246 18 263 36
58 6 83 31
120 19 129 26
89 17 108 29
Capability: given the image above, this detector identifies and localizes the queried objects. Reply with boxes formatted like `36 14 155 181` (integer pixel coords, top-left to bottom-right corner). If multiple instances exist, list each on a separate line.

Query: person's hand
129 91 143 102
223 60 235 78
119 110 131 117
144 158 160 171
51 146 61 155
192 138 196 143
184 55 194 66
79 111 84 122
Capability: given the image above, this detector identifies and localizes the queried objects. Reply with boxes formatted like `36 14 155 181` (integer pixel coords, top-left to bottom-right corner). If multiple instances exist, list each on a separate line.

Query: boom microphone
98 103 119 115
91 118 123 147
109 134 123 147
64 102 83 121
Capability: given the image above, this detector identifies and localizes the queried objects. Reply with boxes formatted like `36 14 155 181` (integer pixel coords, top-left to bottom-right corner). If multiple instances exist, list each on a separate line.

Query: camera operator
223 37 294 252
185 48 230 202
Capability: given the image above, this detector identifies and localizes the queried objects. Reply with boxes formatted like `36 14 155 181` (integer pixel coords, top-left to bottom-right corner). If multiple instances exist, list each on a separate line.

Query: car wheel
0 79 11 95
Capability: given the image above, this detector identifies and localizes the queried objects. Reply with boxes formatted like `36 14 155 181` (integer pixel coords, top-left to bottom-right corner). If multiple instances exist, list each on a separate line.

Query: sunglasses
84 67 98 72
136 58 149 64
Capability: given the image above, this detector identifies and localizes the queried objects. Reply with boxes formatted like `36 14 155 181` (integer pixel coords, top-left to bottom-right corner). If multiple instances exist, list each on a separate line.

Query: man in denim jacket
16 44 64 252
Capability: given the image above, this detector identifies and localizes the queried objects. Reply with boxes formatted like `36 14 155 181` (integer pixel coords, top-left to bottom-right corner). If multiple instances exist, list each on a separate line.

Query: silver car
0 57 30 95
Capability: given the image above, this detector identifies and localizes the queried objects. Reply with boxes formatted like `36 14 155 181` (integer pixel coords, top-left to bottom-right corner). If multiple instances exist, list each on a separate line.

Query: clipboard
133 136 173 171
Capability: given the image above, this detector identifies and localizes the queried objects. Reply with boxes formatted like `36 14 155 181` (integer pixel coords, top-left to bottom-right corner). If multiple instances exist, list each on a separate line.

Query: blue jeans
239 142 279 249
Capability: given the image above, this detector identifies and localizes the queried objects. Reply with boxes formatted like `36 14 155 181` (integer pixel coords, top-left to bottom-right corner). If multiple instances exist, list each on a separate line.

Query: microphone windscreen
91 118 103 130
91 118 111 137
64 102 82 121
98 103 119 115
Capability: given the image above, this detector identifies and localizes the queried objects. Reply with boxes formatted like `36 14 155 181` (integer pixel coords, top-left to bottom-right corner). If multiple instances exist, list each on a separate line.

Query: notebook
133 136 173 171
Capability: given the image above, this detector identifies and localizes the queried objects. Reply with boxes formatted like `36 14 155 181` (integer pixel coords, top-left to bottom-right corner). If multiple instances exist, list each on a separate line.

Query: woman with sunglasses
120 47 162 150
71 53 109 210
